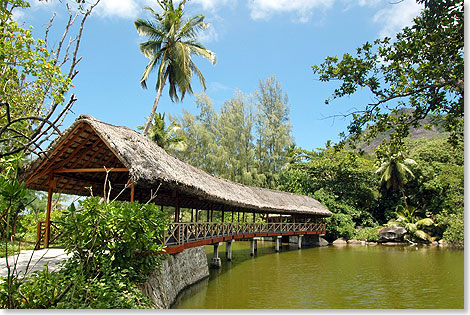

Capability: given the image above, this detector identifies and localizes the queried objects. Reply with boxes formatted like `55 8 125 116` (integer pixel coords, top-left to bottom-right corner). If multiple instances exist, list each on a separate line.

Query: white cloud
373 0 423 38
191 0 232 12
248 0 334 22
94 0 140 19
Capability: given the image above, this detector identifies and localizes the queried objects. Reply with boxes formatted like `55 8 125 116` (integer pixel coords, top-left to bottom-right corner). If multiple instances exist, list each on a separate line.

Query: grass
0 240 37 258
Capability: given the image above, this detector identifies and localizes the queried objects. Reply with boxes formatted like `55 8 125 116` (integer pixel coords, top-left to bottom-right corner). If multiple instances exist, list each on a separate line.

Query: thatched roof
22 115 331 217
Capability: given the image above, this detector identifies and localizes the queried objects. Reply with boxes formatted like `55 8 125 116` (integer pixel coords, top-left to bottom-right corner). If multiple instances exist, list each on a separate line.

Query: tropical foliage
173 76 293 188
141 112 187 152
276 136 463 245
312 0 464 148
386 205 435 243
0 198 169 308
135 0 216 135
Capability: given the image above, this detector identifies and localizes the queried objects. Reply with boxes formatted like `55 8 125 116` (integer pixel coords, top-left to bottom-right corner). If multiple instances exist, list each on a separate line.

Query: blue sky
16 0 423 151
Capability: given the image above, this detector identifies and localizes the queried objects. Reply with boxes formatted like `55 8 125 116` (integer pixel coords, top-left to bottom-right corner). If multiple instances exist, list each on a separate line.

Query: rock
431 241 439 246
347 239 362 245
318 237 329 246
378 226 407 243
438 240 449 247
332 238 347 245
381 242 408 246
366 242 378 246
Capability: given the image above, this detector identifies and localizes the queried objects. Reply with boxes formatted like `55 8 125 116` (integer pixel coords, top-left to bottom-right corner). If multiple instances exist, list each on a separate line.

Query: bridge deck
164 222 325 254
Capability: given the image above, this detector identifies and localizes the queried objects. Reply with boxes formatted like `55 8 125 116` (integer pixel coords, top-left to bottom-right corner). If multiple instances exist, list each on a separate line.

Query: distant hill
348 109 447 153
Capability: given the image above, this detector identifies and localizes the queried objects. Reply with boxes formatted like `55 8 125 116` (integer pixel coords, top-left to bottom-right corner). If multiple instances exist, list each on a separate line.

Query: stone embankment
139 246 209 309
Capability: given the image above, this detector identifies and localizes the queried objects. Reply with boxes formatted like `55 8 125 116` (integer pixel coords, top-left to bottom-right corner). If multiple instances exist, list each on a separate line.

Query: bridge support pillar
250 239 257 256
275 236 282 252
298 235 303 249
226 240 233 261
210 242 222 269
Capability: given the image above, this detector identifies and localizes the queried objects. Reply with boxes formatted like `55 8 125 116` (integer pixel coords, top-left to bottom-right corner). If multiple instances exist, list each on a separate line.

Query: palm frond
416 218 434 227
140 57 158 89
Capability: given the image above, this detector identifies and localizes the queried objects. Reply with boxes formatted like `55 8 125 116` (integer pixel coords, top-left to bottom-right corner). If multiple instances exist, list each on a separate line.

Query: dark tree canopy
312 0 463 148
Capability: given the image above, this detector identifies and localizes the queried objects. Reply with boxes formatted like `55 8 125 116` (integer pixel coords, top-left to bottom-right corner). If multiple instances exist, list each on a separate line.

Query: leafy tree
141 112 186 152
172 93 219 175
135 0 216 135
255 75 293 188
278 147 380 239
0 0 100 158
312 0 464 148
214 91 266 185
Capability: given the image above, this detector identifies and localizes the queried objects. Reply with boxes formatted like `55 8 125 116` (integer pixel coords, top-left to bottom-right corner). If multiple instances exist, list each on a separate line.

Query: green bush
0 197 170 308
324 213 356 241
59 197 170 282
0 264 154 309
354 226 379 242
436 209 464 247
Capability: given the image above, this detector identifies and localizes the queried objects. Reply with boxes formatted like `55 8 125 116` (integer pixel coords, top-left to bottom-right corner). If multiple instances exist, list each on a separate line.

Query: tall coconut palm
376 151 417 191
135 0 216 135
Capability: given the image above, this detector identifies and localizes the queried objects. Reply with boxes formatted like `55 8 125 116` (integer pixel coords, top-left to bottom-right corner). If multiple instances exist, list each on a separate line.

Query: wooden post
253 212 255 223
231 211 234 223
210 209 214 222
44 173 54 248
221 211 225 223
130 182 135 203
191 209 194 222
237 211 240 222
242 212 245 223
174 193 179 223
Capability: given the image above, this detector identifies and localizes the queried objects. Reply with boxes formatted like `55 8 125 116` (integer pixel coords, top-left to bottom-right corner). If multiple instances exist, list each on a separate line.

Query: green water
172 240 464 309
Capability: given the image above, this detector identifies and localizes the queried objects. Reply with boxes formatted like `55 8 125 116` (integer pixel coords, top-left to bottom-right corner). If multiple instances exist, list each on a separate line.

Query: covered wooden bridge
21 115 331 260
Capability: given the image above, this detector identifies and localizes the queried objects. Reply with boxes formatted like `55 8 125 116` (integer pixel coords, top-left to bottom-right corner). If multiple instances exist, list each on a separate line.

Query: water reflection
172 241 463 309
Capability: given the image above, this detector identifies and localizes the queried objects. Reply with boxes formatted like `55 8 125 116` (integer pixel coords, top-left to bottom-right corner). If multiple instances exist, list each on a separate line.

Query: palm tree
141 113 187 152
135 0 216 135
376 150 417 192
387 205 435 243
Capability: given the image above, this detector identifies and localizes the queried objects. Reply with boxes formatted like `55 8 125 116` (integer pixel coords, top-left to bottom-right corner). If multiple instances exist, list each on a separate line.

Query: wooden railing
36 221 325 250
36 221 62 249
163 222 325 247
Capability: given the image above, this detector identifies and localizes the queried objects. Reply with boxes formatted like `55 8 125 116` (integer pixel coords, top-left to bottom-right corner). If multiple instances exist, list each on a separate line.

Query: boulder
347 239 362 245
438 240 449 247
378 226 407 243
318 237 329 247
332 238 347 245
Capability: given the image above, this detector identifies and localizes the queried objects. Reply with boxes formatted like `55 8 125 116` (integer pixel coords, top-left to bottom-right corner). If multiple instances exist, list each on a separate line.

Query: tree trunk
142 81 165 135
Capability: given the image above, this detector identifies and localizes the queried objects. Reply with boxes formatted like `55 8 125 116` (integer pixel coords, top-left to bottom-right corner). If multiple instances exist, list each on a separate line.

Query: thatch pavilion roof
21 115 331 217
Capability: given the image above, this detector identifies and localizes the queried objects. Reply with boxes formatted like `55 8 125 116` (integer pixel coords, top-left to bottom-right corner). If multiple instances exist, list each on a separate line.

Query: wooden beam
45 131 97 173
174 192 179 223
26 123 88 184
53 168 128 173
130 182 135 203
80 143 108 169
44 173 54 248
67 138 103 169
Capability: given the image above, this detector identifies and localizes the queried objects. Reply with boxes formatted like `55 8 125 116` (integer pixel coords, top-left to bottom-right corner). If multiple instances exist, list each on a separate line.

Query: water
172 240 464 309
